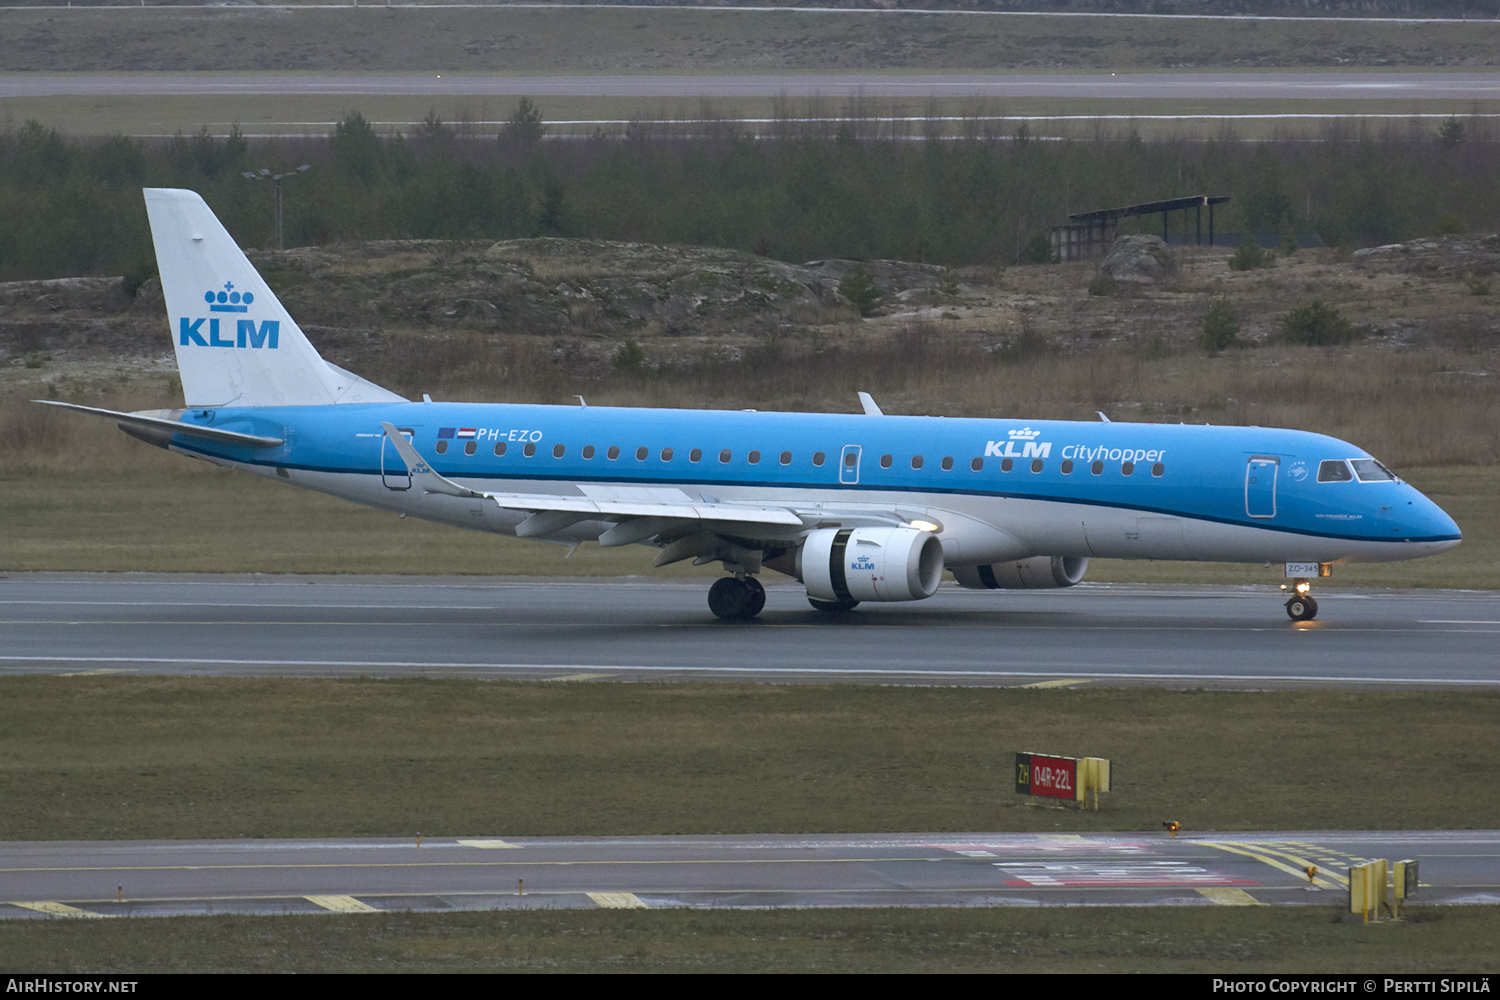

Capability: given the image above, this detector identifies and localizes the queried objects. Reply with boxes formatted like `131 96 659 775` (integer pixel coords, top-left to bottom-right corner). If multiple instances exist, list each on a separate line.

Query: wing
380 422 933 566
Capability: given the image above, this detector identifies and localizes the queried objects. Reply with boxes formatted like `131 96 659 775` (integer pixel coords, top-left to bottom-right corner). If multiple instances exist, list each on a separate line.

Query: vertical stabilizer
144 188 404 407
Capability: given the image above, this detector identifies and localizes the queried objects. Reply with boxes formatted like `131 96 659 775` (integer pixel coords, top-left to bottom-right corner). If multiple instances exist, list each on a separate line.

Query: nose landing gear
1283 579 1319 621
708 575 766 620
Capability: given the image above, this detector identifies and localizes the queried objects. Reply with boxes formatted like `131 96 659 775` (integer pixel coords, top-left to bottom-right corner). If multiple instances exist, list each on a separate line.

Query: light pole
242 164 311 250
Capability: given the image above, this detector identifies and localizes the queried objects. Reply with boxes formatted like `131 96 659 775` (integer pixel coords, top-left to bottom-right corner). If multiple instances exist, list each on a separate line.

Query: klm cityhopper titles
41 189 1461 621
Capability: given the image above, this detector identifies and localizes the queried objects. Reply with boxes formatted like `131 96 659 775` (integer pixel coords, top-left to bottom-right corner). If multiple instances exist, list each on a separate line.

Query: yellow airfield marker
587 892 649 909
305 895 378 913
545 673 616 682
1019 678 1092 689
1197 887 1266 906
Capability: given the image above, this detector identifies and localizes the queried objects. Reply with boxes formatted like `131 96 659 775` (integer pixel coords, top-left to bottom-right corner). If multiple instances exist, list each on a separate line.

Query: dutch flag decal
457 428 477 439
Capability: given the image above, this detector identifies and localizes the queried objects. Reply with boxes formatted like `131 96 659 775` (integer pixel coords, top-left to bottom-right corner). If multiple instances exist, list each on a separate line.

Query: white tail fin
144 188 404 408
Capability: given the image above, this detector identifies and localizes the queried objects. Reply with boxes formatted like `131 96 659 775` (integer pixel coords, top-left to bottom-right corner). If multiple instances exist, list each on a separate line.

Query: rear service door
382 427 415 490
840 445 862 485
1245 456 1279 519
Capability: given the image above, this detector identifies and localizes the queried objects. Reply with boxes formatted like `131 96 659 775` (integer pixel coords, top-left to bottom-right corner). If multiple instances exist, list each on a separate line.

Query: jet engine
952 556 1089 590
800 527 945 603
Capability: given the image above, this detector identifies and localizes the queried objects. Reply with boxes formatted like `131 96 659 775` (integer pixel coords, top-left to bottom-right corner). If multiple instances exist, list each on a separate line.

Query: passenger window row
430 439 1163 478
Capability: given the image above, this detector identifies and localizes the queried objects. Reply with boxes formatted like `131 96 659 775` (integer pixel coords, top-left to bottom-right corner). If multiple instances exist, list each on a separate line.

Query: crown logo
205 281 252 313
1008 427 1041 440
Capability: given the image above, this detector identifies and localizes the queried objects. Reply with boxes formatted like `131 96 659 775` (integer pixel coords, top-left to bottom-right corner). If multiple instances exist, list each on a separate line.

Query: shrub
1280 228 1299 257
1279 301 1357 346
1018 232 1053 265
121 260 158 299
838 264 882 317
1438 115 1465 147
1435 212 1467 236
1466 273 1491 296
1228 236 1272 271
612 337 646 372
1087 273 1119 297
1202 298 1242 351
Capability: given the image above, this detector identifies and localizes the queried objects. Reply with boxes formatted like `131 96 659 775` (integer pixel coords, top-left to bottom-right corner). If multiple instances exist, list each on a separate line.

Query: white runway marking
0 655 1494 686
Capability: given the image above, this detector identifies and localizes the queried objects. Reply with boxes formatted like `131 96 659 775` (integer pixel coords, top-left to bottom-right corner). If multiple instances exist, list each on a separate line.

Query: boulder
1098 235 1177 284
1352 234 1500 278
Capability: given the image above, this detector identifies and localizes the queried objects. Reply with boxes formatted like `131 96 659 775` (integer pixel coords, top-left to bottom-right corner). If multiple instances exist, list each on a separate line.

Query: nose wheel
1283 578 1318 621
708 576 765 620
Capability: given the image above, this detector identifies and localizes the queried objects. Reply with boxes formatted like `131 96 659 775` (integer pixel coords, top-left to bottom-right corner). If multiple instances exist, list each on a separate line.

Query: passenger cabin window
780 451 792 466
553 444 565 458
720 449 732 463
435 440 448 454
1000 458 1013 472
1350 459 1397 482
690 448 702 462
607 446 620 460
844 452 858 468
971 457 984 471
636 446 648 461
661 448 673 461
581 445 594 459
1152 462 1164 477
464 441 477 456
1091 460 1103 475
748 450 761 464
879 454 893 469
813 452 826 467
495 442 507 457
1031 459 1043 473
1121 461 1135 476
1318 460 1353 482
1061 459 1074 474
523 442 536 457
911 456 923 470
941 457 953 471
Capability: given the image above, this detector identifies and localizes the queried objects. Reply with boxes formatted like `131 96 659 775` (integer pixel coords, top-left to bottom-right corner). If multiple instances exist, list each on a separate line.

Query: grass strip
0 466 1494 585
0 905 1494 974
0 679 1494 841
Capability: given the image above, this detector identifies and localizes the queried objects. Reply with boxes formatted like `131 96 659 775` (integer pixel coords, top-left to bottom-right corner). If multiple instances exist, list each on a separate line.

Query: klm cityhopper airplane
43 189 1462 621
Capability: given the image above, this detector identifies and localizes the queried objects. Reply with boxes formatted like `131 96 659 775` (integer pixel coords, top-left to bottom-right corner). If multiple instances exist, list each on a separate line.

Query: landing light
909 520 939 533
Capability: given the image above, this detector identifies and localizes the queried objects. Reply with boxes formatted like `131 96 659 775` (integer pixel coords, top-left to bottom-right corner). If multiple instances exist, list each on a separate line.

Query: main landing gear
708 576 766 621
1283 579 1319 621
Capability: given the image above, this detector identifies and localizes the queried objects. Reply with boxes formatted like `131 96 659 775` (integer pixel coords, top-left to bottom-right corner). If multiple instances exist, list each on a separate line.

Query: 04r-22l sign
1015 752 1077 799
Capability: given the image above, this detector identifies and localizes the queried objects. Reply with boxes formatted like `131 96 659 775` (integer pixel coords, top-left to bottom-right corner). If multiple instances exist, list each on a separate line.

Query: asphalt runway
2 72 1497 101
2 831 1494 918
1 574 1497 688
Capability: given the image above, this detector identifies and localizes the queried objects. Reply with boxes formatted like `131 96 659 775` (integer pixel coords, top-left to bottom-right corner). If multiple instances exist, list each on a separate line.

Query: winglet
380 422 487 498
1097 411 1111 423
858 391 884 416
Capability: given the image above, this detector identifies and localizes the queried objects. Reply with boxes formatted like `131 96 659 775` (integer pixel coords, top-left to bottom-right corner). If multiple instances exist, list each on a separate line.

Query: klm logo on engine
985 427 1051 459
179 282 279 349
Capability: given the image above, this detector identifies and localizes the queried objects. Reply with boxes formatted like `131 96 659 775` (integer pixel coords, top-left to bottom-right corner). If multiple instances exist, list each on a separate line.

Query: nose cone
1404 489 1462 555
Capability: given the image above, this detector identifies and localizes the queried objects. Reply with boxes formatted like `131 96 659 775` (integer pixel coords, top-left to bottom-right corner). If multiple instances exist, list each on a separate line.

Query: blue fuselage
166 401 1460 566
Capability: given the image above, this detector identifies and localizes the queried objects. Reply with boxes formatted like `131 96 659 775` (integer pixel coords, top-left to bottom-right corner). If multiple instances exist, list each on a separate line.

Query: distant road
3 72 1498 100
2 830 1495 917
3 575 1498 689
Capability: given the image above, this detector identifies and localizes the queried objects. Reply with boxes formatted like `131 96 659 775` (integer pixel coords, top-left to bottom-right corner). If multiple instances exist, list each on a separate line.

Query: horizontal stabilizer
34 400 284 448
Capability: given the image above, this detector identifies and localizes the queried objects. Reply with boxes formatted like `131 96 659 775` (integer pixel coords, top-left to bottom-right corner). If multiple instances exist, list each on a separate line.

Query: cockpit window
1350 458 1397 482
1317 460 1353 483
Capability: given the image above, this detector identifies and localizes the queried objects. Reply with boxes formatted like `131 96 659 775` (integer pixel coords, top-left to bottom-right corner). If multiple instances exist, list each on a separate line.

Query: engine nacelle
800 527 945 603
952 556 1089 590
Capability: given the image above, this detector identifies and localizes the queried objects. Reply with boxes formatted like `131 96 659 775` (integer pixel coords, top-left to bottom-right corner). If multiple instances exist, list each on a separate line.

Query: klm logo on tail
180 282 278 349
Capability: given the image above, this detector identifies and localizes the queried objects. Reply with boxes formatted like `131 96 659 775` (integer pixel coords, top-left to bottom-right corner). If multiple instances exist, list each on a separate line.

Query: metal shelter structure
1050 194 1232 261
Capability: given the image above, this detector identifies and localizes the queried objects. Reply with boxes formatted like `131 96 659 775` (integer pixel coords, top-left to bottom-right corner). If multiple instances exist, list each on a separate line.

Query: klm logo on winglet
179 282 278 349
